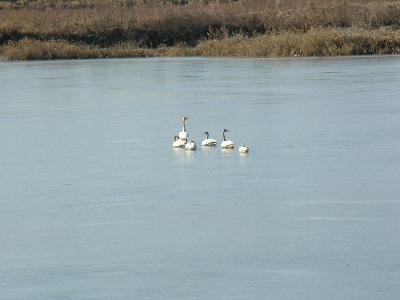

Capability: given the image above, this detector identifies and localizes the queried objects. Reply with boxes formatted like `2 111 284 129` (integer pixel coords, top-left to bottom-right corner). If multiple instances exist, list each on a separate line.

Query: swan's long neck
182 119 187 132
205 132 209 139
222 131 226 141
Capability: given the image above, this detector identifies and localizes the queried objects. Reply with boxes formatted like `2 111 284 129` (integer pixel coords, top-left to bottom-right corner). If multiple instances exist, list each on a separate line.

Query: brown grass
1 39 157 59
3 28 400 60
1 0 400 46
196 27 400 57
1 0 400 59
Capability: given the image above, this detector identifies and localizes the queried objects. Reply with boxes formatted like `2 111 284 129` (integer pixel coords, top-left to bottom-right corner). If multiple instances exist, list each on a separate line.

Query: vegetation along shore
1 0 400 60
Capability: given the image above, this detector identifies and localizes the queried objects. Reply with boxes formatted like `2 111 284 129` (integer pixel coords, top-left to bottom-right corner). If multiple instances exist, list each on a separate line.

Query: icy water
1 57 400 300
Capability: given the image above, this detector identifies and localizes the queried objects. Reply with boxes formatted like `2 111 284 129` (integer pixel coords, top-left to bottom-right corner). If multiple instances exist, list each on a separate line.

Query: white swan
201 131 217 146
173 136 186 148
221 128 234 149
178 116 189 140
239 145 249 153
185 140 197 150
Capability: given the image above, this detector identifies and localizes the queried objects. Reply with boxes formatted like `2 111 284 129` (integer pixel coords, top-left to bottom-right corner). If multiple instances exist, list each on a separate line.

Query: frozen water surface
1 57 400 299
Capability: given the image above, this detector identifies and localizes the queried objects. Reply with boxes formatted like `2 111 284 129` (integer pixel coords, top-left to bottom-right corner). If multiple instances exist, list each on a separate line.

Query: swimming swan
178 116 189 140
185 140 197 150
201 131 217 146
220 129 234 149
173 136 186 148
239 145 249 153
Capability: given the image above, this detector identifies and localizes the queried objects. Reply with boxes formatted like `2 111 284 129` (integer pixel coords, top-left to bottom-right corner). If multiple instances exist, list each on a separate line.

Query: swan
239 145 249 153
173 136 186 148
220 129 234 149
178 116 189 140
201 131 217 146
185 140 197 150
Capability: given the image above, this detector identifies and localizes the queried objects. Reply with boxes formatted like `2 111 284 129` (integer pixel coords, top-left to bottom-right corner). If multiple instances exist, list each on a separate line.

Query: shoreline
3 54 400 63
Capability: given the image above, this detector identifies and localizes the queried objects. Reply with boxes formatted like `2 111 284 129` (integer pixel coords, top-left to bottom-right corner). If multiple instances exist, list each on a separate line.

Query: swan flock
173 116 250 153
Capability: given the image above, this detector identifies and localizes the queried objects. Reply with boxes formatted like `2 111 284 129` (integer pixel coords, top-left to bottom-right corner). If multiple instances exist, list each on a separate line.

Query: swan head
204 131 209 138
174 135 179 141
222 129 229 141
182 116 188 122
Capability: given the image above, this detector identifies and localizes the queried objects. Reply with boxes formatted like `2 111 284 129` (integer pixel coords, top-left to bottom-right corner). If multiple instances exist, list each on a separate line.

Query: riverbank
2 28 400 60
1 0 400 60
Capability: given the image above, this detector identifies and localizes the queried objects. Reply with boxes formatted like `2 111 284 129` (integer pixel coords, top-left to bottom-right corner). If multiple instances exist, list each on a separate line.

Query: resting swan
178 116 189 140
173 136 186 148
185 140 197 150
239 145 249 153
221 129 234 149
202 131 217 146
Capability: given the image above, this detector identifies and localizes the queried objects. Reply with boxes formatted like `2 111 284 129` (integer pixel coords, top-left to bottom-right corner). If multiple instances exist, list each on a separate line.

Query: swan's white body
202 138 217 146
185 140 197 150
202 132 217 146
173 138 186 148
178 116 189 139
220 129 234 149
221 140 235 149
178 131 188 139
239 145 249 153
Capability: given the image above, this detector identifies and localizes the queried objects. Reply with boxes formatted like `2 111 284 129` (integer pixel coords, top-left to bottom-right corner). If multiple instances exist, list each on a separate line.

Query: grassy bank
1 0 400 59
3 28 400 60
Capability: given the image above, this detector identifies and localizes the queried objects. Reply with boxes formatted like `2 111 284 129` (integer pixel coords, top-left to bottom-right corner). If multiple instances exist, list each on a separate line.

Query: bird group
173 116 249 153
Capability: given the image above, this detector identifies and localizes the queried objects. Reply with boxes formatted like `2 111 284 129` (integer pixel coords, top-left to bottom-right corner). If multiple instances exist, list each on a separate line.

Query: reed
1 39 158 59
1 0 400 46
3 28 400 60
1 0 400 59
195 28 400 57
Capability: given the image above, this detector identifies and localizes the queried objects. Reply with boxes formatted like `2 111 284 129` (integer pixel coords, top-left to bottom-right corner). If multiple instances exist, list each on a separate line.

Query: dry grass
195 27 400 57
3 28 400 60
1 0 400 59
1 39 158 59
1 0 400 46
0 0 136 9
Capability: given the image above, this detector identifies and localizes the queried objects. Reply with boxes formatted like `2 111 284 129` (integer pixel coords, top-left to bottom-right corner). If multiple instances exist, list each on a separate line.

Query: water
1 57 400 299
